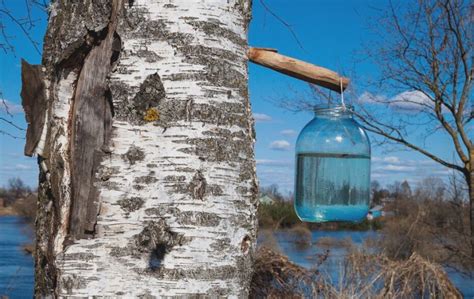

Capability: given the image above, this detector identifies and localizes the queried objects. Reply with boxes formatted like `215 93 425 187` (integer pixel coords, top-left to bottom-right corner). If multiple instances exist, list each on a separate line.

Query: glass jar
294 105 371 222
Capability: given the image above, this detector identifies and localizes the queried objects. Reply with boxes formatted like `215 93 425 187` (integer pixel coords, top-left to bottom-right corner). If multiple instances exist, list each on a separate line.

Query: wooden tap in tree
247 47 349 92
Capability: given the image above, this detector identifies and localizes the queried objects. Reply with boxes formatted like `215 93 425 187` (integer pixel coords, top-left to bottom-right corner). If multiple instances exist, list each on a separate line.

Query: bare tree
21 0 257 297
280 0 473 257
415 177 446 201
358 0 473 257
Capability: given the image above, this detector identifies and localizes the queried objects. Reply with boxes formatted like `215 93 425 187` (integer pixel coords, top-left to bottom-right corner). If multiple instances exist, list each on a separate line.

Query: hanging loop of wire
340 77 346 110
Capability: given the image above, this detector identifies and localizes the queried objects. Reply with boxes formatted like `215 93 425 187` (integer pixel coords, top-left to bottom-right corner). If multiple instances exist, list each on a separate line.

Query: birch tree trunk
22 0 257 297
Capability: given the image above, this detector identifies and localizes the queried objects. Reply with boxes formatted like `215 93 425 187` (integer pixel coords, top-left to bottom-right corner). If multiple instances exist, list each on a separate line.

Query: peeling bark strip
20 60 46 156
69 0 123 238
36 0 256 297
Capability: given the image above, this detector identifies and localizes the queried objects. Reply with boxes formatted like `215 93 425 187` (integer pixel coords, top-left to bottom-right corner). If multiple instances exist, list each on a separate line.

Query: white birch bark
30 0 257 297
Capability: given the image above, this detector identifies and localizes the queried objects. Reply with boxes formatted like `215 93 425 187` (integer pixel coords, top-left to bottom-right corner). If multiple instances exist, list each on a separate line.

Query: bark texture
26 0 257 297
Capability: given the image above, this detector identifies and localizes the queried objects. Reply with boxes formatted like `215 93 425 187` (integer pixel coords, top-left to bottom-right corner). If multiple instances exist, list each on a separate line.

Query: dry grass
0 205 17 216
320 249 462 298
250 247 323 298
380 198 474 270
251 246 462 298
379 253 462 298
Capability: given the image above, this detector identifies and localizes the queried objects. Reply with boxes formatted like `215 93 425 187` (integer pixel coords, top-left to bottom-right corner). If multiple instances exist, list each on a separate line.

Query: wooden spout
247 47 349 93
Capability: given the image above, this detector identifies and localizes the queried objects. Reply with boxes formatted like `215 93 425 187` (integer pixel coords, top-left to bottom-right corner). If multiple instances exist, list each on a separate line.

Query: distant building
367 205 385 220
258 195 275 205
0 197 4 207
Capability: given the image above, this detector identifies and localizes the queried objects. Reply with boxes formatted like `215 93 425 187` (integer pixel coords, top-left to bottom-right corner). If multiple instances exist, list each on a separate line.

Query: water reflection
0 216 34 299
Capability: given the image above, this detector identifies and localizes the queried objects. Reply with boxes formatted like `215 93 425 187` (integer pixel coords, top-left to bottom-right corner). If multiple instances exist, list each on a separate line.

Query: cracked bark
24 0 256 297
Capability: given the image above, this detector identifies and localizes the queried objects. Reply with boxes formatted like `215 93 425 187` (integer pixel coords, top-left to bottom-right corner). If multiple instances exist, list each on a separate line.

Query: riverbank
0 206 18 216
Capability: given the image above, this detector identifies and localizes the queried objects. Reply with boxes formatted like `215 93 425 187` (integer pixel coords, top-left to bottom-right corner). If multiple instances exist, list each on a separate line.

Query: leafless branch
1 92 13 117
0 117 25 131
0 7 41 55
0 129 24 139
258 0 306 53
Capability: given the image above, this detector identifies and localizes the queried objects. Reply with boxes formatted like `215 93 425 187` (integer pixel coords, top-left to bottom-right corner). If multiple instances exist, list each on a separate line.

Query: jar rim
313 104 354 114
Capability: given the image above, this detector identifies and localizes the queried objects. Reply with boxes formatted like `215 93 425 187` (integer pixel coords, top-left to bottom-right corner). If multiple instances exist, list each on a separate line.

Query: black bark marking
234 0 252 28
134 172 158 184
189 170 207 200
115 72 165 124
116 196 144 214
178 135 249 163
123 145 145 165
151 100 247 128
176 211 221 227
186 20 246 47
21 60 47 157
135 220 185 271
154 265 240 281
69 0 122 239
185 98 193 122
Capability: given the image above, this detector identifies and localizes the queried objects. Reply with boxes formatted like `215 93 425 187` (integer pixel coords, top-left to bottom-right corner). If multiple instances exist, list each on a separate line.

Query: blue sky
0 1 456 192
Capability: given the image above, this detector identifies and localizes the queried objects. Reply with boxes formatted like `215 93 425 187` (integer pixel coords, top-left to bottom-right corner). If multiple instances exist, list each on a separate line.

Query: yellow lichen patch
143 107 160 122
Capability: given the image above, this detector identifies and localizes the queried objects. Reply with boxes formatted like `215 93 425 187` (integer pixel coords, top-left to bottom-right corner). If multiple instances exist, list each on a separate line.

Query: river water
0 216 472 297
0 216 34 298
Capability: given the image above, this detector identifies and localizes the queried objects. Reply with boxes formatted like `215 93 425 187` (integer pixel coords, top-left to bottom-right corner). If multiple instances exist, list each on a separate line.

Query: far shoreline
0 206 19 216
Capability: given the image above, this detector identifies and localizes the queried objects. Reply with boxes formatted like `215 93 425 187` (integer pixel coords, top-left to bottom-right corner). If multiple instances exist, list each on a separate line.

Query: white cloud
253 113 272 122
388 91 433 112
280 129 298 137
356 90 449 114
0 99 24 114
269 140 291 151
371 154 453 185
384 156 400 163
357 92 387 104
382 164 416 172
372 156 400 163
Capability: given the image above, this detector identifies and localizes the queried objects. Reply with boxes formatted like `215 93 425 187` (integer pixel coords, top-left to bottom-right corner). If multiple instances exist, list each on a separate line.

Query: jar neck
313 105 354 119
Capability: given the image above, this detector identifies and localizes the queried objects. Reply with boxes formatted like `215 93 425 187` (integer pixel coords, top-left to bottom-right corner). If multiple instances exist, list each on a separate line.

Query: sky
0 0 461 193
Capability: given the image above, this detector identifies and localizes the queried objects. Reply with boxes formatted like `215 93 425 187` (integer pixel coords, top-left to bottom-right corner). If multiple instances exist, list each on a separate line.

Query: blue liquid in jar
295 153 370 222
